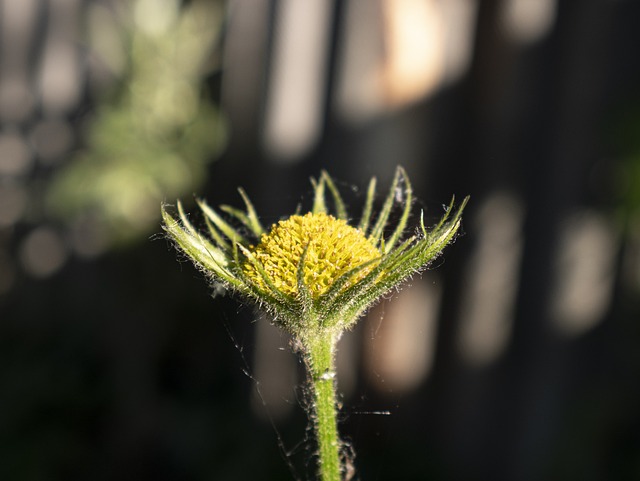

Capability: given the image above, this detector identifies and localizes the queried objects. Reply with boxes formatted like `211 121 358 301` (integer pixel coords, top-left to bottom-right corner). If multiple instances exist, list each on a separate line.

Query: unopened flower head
162 167 467 340
245 212 381 298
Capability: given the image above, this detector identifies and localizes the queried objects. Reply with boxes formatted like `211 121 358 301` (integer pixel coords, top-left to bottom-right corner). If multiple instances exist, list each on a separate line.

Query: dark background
2 1 640 480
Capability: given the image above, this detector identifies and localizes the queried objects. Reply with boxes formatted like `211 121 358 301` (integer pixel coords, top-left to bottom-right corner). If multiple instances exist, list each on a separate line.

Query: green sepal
383 167 412 253
358 177 377 234
311 176 327 215
321 171 347 220
161 206 240 287
369 166 404 246
198 199 249 246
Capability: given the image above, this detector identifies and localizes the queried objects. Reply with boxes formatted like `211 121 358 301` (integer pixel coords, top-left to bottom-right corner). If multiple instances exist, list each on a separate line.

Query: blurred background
1 0 640 480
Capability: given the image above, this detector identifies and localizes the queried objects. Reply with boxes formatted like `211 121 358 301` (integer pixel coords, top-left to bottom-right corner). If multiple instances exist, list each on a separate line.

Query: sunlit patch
19 227 68 278
551 210 616 337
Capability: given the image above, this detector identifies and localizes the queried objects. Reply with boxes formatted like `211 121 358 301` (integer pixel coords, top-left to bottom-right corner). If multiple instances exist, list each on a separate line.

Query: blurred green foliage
48 0 226 249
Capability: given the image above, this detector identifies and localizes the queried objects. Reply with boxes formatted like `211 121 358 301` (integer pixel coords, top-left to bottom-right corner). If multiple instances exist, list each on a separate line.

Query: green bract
161 166 467 341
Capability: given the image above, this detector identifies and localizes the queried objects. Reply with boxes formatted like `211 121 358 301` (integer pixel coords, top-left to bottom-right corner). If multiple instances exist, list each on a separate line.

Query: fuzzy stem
304 332 342 481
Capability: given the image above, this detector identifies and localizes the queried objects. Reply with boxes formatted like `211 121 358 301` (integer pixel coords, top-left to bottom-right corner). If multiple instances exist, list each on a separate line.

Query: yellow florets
244 212 381 298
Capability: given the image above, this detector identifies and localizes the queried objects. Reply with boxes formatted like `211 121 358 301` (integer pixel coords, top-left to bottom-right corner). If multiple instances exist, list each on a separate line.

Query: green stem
305 332 342 481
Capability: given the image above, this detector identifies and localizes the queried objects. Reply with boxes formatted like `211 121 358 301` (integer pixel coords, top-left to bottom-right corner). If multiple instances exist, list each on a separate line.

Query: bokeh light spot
0 131 32 176
19 227 68 278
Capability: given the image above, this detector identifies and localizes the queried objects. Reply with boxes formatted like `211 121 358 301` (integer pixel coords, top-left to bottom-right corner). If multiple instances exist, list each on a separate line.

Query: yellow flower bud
244 212 381 299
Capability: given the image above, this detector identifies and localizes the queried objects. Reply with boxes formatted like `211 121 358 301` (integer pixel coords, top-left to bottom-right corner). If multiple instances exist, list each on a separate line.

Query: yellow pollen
244 212 381 298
